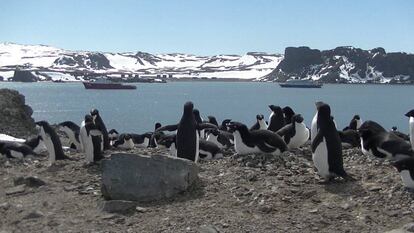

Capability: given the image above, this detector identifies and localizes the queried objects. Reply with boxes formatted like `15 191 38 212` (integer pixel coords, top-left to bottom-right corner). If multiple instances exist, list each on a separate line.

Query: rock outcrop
265 46 414 83
101 153 199 202
0 89 36 137
11 70 38 82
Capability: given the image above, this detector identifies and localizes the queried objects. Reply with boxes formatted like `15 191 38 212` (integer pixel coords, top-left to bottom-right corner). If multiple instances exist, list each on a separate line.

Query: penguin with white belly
250 114 268 131
90 109 110 150
311 103 353 181
227 121 287 155
277 114 309 149
405 109 414 149
156 101 217 163
0 141 37 159
113 134 135 150
36 121 68 164
80 115 103 163
58 121 81 150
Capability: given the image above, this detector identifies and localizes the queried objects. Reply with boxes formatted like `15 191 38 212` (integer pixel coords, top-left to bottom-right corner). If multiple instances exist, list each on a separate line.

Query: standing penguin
156 102 217 163
311 103 352 181
311 101 325 143
58 121 81 150
36 121 67 163
267 105 285 132
282 106 295 125
250 114 268 131
405 109 414 149
80 115 103 163
108 129 119 145
90 109 110 150
277 114 309 149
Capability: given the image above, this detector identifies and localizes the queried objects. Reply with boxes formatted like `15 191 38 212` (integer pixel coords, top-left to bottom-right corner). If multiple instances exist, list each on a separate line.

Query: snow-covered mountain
0 43 283 81
264 46 414 84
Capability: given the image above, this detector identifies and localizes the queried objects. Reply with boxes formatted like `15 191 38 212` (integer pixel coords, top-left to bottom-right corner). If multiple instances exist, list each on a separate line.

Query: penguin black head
36 120 51 129
90 109 99 116
84 114 94 124
124 134 132 140
183 101 194 114
268 105 282 113
283 106 295 116
227 122 248 133
109 129 119 135
315 101 325 110
405 109 414 118
222 119 231 125
392 158 414 172
155 122 162 130
392 126 397 131
353 115 361 120
316 103 331 119
256 114 264 120
292 114 304 123
207 116 218 126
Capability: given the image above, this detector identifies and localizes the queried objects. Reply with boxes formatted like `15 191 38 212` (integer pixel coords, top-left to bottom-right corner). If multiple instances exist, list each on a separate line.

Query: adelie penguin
282 106 295 125
207 116 219 127
359 120 414 160
0 141 37 159
311 103 353 181
405 109 414 149
156 101 217 163
343 115 362 131
277 114 309 149
108 129 119 145
90 109 110 150
311 101 325 143
250 114 268 131
267 105 285 132
113 134 135 150
390 126 409 141
149 123 163 148
338 129 360 148
219 119 232 131
36 121 68 163
24 135 47 154
80 115 104 163
392 158 414 189
228 121 287 155
205 128 233 149
130 133 153 148
58 121 81 150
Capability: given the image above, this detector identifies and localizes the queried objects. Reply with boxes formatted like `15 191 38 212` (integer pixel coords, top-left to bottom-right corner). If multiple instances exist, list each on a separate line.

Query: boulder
0 89 36 138
101 153 199 202
11 70 38 82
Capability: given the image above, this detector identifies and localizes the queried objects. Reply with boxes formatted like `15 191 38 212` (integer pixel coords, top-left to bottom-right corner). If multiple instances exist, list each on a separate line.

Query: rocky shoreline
1 90 414 232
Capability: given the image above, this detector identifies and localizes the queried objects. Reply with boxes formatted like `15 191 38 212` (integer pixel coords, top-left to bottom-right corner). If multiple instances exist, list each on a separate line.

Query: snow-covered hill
0 43 283 81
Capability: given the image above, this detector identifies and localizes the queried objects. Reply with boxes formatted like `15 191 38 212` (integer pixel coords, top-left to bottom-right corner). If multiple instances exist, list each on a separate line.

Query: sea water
0 81 413 134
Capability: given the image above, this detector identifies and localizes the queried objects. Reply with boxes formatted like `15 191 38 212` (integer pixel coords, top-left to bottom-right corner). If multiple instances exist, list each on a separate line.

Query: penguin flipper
156 124 178 132
197 123 218 130
311 131 323 153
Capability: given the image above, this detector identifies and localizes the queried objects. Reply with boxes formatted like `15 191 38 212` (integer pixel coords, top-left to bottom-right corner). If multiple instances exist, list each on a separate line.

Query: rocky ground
1 143 414 233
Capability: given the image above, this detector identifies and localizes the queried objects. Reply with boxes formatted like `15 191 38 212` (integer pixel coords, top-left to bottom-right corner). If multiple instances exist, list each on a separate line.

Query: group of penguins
1 101 414 190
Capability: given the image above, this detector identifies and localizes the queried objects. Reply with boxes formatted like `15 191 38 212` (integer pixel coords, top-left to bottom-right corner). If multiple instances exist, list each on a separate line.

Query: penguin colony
2 101 414 190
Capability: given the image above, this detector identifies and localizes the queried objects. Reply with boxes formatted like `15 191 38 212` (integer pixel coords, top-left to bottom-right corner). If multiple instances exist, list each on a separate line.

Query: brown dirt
1 144 414 233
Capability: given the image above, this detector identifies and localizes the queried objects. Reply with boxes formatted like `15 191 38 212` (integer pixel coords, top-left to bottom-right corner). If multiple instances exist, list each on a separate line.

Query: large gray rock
101 153 199 202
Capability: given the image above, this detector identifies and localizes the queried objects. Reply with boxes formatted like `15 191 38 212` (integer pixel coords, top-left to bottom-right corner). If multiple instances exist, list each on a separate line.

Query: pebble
23 210 45 219
308 209 318 213
136 206 148 213
0 202 10 211
5 184 26 195
199 225 219 233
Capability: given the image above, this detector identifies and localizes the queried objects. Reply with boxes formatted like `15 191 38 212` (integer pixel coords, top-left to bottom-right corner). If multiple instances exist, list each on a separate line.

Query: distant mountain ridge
264 46 414 84
0 43 282 81
0 43 413 83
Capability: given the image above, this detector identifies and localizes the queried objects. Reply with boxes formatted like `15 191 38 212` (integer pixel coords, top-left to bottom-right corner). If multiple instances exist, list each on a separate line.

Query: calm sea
0 82 413 134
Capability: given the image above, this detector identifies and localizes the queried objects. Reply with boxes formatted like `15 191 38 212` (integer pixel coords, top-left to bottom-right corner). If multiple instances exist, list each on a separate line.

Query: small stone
259 205 273 214
6 184 26 195
199 225 219 233
101 214 119 220
369 186 382 192
64 185 79 192
136 206 148 213
308 209 318 213
14 176 46 188
98 200 137 214
341 203 351 210
0 202 10 211
23 210 45 219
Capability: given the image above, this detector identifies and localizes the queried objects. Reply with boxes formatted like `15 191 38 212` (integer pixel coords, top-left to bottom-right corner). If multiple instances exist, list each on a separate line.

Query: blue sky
1 0 413 55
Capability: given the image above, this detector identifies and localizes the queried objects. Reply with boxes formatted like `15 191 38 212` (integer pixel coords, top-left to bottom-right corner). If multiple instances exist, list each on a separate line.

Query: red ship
83 79 136 90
